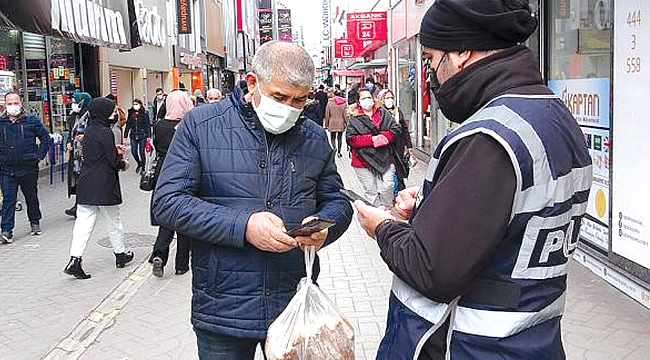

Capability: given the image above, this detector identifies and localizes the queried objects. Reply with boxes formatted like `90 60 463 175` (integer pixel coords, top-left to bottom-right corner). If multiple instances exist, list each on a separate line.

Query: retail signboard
177 0 192 34
334 39 359 59
346 12 387 57
548 78 611 129
259 10 273 30
134 0 167 46
0 0 138 49
548 77 611 250
612 0 650 268
278 9 291 29
322 0 331 43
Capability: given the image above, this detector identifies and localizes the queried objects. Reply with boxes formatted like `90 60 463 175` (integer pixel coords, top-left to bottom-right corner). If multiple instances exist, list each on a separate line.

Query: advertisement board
346 11 388 56
334 38 359 59
612 0 650 268
0 0 138 49
548 77 611 250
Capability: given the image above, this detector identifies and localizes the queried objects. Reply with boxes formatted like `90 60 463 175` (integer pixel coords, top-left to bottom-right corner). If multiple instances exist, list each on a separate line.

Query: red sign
334 39 360 59
346 12 387 57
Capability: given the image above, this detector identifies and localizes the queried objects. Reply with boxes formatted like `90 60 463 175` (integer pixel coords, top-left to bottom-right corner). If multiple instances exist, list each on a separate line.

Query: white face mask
384 98 394 109
6 105 21 116
133 104 141 111
71 103 80 113
157 95 164 100
359 98 374 111
253 83 303 135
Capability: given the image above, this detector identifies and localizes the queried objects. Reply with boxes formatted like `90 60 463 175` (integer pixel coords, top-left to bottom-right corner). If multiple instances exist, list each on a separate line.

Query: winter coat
152 96 167 122
301 100 321 125
346 106 400 174
152 87 354 339
149 119 177 226
324 96 348 132
67 111 89 197
76 98 126 206
124 108 151 140
314 90 328 121
0 112 51 176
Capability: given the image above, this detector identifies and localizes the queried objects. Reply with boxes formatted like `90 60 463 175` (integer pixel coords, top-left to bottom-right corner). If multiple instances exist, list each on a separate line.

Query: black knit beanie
420 0 538 51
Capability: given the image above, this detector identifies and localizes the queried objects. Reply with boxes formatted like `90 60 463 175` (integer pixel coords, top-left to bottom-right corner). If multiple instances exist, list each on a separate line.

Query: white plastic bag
265 246 355 360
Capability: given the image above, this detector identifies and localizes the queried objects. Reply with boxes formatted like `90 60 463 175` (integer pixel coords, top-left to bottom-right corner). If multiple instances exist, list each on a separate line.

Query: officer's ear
246 73 258 95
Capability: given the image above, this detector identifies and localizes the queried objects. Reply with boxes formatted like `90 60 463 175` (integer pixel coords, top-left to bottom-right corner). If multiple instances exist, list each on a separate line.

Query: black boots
65 205 77 218
115 251 134 268
64 256 91 279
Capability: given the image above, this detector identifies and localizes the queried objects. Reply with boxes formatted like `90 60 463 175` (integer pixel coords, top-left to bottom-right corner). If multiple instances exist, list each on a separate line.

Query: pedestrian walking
124 99 151 175
353 1 592 359
194 89 206 106
152 41 353 359
152 88 167 123
346 82 359 105
324 89 348 157
314 84 329 126
65 92 92 218
364 76 381 98
381 89 413 196
64 97 133 279
346 89 400 207
0 92 51 243
148 90 194 278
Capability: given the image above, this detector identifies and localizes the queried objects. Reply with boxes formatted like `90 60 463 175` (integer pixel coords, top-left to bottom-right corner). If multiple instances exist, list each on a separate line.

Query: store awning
349 58 389 70
0 0 140 50
333 70 365 77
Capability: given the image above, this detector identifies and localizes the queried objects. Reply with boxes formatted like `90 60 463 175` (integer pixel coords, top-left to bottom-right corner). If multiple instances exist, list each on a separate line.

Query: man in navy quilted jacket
153 41 353 359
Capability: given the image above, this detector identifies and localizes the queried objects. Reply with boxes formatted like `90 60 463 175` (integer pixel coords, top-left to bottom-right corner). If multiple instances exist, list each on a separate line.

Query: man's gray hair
251 41 314 88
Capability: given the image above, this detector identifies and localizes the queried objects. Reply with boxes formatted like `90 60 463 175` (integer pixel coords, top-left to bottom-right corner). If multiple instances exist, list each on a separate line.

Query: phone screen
286 218 336 237
339 189 373 206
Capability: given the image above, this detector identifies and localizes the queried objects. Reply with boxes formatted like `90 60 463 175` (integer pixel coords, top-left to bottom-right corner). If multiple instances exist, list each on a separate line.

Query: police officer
354 1 592 359
0 92 51 243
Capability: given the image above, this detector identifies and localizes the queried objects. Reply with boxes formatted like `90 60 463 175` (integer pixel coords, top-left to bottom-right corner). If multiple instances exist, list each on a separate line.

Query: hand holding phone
339 188 373 206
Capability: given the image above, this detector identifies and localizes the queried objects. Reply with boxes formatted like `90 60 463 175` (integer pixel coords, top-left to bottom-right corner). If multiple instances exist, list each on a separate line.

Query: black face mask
429 52 448 98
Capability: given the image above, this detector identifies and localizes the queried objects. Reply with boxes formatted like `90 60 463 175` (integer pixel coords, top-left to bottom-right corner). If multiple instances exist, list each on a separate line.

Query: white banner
612 0 650 268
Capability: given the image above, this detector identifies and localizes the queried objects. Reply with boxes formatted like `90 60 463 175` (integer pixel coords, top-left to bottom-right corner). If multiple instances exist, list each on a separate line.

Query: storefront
0 29 85 134
204 0 227 92
107 0 173 111
388 0 650 308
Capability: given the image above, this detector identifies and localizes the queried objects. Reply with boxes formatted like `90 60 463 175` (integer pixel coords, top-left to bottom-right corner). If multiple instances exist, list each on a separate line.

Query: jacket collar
435 45 544 124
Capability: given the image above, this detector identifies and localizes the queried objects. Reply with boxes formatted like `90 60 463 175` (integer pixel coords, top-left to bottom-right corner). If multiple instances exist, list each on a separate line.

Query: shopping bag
265 246 355 360
139 154 157 192
145 138 153 153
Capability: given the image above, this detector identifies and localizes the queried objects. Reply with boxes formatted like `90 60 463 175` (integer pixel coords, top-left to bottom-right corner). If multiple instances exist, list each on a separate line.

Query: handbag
139 154 157 192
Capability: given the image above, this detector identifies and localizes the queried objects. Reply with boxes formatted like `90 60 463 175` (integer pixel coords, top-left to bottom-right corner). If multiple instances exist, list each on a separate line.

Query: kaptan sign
134 0 166 47
0 0 135 50
52 0 128 47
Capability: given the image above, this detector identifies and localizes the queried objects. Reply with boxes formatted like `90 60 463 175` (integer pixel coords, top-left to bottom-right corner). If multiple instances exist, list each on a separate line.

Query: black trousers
330 131 343 154
152 226 190 271
0 169 41 232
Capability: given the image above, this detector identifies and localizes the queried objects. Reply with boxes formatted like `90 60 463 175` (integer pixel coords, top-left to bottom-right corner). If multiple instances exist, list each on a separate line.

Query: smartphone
339 188 373 206
286 218 336 237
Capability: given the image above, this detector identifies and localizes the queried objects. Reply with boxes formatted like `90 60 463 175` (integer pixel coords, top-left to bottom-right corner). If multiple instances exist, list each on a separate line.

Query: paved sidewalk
1 152 649 359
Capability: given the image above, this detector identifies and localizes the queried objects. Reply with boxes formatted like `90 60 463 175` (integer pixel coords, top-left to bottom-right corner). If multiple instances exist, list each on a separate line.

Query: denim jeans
195 328 266 360
0 169 41 232
130 138 147 168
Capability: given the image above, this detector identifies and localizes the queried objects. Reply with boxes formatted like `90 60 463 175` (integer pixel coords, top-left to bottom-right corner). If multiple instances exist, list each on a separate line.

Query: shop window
49 37 77 133
0 29 23 111
548 0 613 251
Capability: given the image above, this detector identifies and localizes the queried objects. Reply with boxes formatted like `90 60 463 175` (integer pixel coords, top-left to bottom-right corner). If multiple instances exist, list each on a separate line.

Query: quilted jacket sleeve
311 150 354 247
152 113 250 249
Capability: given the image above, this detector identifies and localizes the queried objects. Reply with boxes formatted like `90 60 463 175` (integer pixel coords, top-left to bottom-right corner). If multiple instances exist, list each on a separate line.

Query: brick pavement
1 152 649 359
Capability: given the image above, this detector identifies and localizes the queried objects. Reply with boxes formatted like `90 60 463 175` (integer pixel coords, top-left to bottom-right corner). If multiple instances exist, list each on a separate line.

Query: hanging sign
612 0 650 268
346 12 387 57
177 0 192 34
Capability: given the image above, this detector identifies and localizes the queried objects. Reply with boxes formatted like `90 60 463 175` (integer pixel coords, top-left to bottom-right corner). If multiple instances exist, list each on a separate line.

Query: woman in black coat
63 97 134 280
124 99 151 174
65 92 91 217
148 90 194 278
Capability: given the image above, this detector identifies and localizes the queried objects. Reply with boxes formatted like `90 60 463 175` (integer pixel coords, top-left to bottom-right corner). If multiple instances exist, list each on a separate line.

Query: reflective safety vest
377 95 593 360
